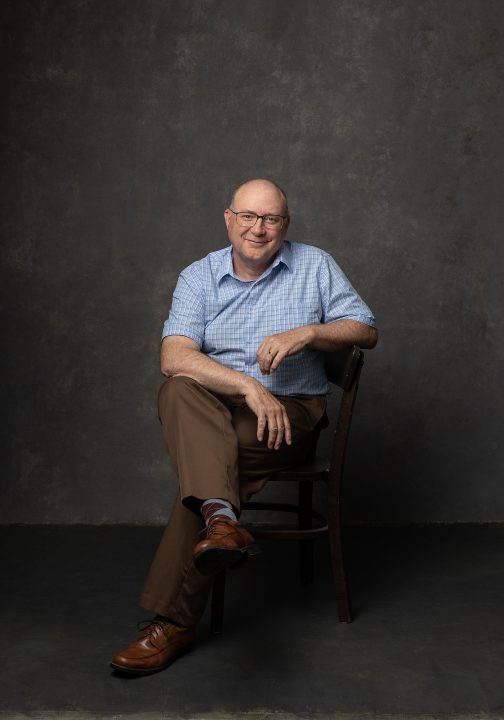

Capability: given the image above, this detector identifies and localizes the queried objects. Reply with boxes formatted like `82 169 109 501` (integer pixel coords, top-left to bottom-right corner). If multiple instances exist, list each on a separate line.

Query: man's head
224 179 290 280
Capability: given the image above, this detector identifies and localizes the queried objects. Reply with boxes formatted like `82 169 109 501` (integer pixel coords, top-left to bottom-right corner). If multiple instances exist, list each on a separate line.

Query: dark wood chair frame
210 344 364 634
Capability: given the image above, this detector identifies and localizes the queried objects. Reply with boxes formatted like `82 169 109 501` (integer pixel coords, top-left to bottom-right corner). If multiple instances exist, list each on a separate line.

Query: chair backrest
325 345 364 484
324 345 363 392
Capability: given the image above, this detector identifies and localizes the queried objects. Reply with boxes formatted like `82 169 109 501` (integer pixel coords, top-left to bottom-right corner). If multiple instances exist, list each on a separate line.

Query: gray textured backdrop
1 0 503 523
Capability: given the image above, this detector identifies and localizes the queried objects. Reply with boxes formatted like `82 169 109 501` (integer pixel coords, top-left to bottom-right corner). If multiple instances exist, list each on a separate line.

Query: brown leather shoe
193 519 261 575
110 617 195 675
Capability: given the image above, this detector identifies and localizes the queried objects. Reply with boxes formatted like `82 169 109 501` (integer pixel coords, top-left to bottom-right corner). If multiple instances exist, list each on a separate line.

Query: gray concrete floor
1 525 504 720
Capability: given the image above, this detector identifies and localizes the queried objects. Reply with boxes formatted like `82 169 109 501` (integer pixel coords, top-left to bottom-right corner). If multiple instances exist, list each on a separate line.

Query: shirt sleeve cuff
325 314 377 328
161 321 203 346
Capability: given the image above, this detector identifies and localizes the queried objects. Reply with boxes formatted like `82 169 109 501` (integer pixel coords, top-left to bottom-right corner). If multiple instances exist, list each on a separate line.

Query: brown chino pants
138 375 327 627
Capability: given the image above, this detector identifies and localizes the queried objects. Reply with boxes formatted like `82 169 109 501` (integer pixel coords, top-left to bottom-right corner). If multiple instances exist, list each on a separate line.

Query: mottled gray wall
1 0 502 523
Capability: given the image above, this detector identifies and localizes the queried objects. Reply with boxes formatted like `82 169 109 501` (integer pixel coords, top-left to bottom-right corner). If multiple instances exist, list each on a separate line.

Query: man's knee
157 375 231 428
158 375 200 423
160 375 198 395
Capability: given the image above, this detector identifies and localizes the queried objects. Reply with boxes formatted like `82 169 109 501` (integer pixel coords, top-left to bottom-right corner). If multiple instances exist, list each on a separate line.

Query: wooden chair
210 344 365 634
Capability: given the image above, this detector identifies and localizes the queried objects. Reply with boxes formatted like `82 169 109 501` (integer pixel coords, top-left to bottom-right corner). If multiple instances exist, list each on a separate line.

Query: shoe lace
207 522 220 538
136 616 169 642
205 519 233 538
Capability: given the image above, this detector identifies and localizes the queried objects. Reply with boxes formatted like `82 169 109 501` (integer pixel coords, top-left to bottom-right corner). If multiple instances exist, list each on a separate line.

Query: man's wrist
303 325 318 348
238 374 259 396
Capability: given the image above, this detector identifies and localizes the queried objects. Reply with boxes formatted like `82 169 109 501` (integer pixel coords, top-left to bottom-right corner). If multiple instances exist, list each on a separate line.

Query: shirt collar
217 241 292 283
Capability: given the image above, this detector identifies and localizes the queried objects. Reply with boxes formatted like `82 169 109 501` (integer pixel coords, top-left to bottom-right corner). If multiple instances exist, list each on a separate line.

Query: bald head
229 179 289 216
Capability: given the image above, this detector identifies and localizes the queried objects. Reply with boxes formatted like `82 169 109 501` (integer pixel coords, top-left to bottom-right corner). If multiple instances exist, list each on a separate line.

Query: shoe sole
110 643 192 676
194 543 261 576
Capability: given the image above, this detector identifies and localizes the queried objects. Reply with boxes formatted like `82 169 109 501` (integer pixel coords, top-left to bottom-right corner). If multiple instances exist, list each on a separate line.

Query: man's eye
241 214 255 221
265 216 279 224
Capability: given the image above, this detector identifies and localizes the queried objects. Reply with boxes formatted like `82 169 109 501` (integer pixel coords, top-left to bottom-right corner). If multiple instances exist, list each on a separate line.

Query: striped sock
201 498 237 527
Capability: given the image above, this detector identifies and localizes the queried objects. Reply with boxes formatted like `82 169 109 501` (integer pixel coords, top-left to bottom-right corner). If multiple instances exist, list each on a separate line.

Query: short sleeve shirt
163 241 376 395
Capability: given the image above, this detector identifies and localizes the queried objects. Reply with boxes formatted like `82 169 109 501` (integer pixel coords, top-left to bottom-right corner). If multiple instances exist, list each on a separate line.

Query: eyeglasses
228 208 287 229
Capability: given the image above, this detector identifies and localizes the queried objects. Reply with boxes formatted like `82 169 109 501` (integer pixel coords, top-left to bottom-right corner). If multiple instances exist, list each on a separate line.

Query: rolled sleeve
320 253 376 327
162 272 205 346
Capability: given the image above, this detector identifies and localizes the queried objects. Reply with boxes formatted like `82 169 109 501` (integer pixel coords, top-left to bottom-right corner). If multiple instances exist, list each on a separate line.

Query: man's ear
224 209 231 229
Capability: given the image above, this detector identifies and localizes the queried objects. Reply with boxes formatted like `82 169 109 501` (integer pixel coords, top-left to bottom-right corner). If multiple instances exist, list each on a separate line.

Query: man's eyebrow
238 209 280 214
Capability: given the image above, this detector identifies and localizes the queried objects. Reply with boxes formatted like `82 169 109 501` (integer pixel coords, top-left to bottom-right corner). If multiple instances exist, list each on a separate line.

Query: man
111 178 377 675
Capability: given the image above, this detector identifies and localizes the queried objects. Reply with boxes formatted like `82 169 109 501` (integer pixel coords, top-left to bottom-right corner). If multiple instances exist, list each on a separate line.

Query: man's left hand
256 327 313 375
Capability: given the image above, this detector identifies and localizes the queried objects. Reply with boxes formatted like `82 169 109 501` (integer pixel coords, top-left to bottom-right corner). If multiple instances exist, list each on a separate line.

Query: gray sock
201 498 237 526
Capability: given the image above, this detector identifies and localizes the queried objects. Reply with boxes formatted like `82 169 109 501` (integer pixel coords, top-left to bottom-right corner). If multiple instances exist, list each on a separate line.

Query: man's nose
251 217 266 234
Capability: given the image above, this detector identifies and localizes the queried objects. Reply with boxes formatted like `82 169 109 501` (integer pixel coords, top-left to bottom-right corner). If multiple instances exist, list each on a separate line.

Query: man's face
224 181 290 278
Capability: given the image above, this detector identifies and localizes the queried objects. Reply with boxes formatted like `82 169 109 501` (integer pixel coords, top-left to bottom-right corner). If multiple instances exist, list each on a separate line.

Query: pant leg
158 375 241 513
138 376 241 625
138 490 213 627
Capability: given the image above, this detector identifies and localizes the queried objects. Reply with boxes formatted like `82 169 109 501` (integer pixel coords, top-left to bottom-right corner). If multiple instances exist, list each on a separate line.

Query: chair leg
211 570 226 634
327 501 352 623
298 481 314 585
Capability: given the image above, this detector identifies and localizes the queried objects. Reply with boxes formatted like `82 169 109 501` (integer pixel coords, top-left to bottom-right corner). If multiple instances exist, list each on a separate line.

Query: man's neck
231 253 278 282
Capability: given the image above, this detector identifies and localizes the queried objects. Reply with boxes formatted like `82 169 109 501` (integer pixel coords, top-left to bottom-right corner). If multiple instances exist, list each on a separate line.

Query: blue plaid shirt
163 241 376 395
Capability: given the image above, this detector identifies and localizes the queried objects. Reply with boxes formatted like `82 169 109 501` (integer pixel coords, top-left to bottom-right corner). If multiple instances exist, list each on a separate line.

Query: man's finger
277 403 290 449
267 422 279 449
257 341 279 375
259 353 272 374
282 407 292 445
256 340 269 362
257 350 270 374
274 423 285 450
269 348 287 373
256 338 269 355
257 413 267 442
270 409 286 450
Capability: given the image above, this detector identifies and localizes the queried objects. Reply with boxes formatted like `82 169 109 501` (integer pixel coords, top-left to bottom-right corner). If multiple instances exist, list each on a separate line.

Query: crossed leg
138 376 326 627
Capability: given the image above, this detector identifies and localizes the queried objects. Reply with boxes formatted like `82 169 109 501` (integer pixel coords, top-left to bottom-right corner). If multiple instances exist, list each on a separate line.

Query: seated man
111 178 377 675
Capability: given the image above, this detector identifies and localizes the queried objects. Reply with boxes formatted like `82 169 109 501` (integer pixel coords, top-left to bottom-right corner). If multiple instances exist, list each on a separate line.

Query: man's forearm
255 319 377 375
161 337 253 397
307 319 378 351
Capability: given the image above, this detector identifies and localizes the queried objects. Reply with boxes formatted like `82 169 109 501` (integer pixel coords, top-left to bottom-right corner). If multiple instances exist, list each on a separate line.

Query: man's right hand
242 379 292 450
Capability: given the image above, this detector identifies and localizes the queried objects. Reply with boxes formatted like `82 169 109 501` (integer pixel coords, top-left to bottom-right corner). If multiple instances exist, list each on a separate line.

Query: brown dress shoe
110 617 195 675
193 518 261 575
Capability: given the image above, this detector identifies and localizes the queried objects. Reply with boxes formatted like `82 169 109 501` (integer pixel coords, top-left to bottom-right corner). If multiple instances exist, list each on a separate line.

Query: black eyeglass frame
228 208 288 229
